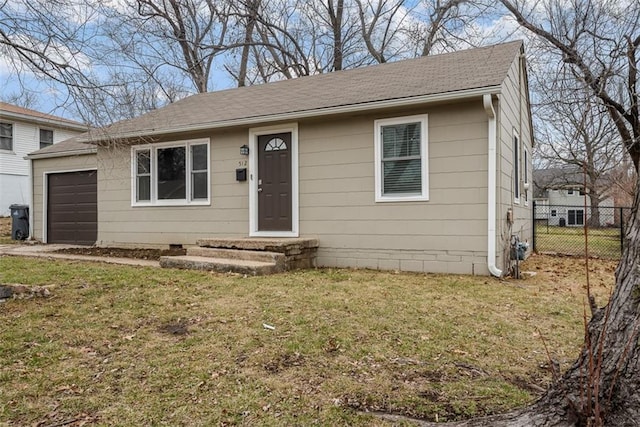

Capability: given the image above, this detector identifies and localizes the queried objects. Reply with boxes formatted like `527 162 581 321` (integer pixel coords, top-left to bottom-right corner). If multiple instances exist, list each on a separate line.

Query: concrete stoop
159 237 319 275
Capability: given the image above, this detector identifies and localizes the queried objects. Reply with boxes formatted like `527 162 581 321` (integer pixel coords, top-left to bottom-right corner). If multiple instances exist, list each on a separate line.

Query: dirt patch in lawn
520 253 617 299
54 246 186 260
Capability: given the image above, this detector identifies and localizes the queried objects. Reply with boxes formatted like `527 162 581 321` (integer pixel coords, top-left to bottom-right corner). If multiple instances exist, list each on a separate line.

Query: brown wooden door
258 133 292 231
47 170 98 245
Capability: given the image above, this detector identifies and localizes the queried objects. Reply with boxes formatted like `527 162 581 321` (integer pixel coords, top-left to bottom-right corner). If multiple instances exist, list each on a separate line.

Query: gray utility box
9 204 29 240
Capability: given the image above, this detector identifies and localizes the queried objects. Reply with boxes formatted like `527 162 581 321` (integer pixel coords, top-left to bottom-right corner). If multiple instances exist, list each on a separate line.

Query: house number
238 160 247 167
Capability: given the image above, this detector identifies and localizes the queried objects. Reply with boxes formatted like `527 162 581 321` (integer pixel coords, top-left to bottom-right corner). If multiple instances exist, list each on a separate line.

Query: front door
257 132 292 231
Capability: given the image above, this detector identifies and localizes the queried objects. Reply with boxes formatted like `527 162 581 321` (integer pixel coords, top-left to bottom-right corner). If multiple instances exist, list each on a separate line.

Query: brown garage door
47 170 97 245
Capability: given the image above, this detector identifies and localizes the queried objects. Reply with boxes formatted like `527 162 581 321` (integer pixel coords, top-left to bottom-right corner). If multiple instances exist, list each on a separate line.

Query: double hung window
374 115 429 202
0 122 13 150
40 129 54 149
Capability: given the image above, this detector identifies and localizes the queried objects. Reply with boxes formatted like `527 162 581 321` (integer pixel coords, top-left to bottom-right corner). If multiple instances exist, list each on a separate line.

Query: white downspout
28 158 34 240
483 94 502 277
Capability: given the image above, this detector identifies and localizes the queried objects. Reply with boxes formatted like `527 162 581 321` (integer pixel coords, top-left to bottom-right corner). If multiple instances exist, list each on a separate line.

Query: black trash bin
9 204 29 240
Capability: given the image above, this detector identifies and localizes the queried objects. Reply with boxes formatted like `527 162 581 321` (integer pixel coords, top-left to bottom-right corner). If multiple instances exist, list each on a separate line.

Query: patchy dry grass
0 254 616 426
0 216 13 244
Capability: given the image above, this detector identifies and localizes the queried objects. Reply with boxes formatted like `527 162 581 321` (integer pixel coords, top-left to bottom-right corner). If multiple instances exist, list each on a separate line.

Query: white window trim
0 121 14 152
248 123 299 238
513 128 520 205
374 114 429 202
130 138 210 207
523 145 529 206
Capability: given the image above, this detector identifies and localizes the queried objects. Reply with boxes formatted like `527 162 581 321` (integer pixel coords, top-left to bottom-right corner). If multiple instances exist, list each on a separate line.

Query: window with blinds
374 115 429 202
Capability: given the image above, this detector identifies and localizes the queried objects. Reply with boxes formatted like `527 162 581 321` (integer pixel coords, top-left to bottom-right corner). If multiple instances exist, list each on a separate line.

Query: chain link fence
533 202 631 259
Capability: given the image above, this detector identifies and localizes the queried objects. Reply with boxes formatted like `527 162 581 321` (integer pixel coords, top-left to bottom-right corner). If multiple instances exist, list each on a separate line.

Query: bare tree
103 0 232 94
535 79 623 227
0 0 100 90
355 0 411 63
411 0 496 56
412 0 640 425
225 0 367 85
0 0 104 122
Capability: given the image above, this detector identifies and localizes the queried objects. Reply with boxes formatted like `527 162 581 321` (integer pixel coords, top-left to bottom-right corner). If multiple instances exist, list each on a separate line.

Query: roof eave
81 85 502 143
26 147 97 160
1 110 88 132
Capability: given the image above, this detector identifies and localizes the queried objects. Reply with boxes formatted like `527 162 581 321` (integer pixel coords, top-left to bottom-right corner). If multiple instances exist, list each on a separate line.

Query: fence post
620 207 624 255
532 201 536 253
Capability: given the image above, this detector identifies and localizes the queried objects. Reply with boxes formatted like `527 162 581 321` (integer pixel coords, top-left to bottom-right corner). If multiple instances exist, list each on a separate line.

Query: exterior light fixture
240 144 249 156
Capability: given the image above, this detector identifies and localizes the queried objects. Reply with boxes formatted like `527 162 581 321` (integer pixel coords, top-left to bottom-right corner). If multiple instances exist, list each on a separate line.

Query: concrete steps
159 255 279 276
159 237 319 275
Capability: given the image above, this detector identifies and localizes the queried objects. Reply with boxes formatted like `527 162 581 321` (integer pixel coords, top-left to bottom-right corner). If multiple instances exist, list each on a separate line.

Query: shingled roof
84 41 523 142
27 134 96 159
0 102 87 131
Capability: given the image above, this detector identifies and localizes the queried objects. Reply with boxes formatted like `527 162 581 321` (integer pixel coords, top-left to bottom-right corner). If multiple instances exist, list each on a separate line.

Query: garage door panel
47 171 97 245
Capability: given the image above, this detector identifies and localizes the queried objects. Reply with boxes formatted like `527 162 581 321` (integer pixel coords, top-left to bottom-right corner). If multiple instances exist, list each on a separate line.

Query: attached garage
27 137 98 245
47 170 97 245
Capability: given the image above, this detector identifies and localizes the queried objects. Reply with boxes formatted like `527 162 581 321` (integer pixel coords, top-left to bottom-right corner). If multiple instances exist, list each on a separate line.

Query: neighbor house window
551 209 557 217
0 122 13 150
374 115 429 202
131 138 209 206
513 130 520 203
568 209 584 226
568 189 574 195
40 129 54 149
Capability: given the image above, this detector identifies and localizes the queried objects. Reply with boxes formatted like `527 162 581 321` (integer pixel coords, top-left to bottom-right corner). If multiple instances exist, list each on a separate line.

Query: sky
0 0 528 124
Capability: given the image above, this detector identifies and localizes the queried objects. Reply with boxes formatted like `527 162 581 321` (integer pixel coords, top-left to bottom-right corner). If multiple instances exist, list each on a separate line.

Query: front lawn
0 255 616 426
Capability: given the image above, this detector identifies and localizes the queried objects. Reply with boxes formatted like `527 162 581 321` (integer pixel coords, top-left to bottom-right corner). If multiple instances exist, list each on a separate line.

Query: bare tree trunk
588 195 601 229
237 0 260 87
328 0 344 71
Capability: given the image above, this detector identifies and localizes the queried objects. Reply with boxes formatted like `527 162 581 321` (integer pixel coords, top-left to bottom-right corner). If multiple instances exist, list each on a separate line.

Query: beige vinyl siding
497 49 533 270
31 153 97 241
96 130 250 247
95 100 492 274
299 101 490 274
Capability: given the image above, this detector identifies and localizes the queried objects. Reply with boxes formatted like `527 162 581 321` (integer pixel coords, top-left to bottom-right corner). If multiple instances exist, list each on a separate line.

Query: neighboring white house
543 188 614 227
533 168 615 227
0 102 87 216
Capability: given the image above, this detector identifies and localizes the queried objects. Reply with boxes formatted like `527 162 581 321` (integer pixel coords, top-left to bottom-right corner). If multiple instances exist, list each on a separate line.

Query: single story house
28 41 533 276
